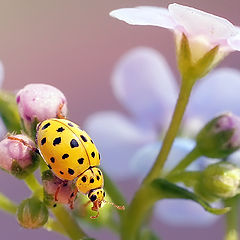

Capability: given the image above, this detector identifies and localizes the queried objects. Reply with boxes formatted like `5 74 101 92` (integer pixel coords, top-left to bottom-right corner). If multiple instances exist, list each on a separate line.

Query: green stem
0 193 17 214
167 147 201 177
144 78 195 184
121 187 155 240
52 205 88 240
224 197 239 240
24 173 42 193
167 171 201 187
45 218 68 236
121 78 196 240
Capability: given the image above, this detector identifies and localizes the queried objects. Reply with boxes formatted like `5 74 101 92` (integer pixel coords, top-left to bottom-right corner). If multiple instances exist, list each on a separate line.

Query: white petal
155 199 220 226
169 3 238 43
0 62 5 87
112 47 177 129
110 6 176 29
186 68 240 122
228 32 240 51
84 111 156 180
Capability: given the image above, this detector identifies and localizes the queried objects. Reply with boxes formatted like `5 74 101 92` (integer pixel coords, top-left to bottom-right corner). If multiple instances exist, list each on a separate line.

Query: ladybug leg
7 136 38 153
90 201 100 219
68 188 78 209
55 181 67 201
56 102 66 119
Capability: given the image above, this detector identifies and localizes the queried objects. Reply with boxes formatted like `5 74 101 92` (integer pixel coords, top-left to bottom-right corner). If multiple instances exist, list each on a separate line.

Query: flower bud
17 197 48 229
42 170 76 207
196 113 240 158
16 84 67 135
195 162 240 201
0 134 39 178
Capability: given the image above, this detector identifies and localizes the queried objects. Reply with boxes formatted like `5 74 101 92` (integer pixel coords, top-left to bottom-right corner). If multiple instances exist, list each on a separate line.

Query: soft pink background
0 0 240 239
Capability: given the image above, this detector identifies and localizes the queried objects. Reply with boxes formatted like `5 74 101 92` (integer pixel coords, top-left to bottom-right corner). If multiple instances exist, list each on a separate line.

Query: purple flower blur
84 46 240 226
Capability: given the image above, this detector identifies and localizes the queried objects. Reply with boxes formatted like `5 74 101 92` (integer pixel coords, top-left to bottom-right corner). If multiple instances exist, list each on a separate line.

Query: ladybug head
88 188 125 219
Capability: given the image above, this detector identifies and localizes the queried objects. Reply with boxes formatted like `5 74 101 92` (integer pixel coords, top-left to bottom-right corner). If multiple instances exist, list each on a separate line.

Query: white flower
110 3 240 62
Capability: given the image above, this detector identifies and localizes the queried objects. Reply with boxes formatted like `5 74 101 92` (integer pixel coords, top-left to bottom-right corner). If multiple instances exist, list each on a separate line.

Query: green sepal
177 33 192 78
11 151 40 179
42 170 58 208
0 90 21 132
193 45 219 79
42 169 54 181
151 178 230 215
177 33 219 82
30 117 39 140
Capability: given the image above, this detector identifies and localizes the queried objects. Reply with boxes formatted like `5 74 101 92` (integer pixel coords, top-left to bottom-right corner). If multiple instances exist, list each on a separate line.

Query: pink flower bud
196 113 240 158
16 84 67 131
42 170 76 206
0 134 38 178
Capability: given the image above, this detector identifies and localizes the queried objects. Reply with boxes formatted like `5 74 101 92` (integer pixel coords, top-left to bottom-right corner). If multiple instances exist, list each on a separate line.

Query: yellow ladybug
9 118 124 218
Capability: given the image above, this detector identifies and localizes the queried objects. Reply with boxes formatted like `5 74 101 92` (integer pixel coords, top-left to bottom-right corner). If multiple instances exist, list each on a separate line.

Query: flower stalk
225 196 239 240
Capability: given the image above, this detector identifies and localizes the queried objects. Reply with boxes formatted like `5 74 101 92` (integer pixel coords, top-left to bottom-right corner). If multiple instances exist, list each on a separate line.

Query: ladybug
9 117 124 218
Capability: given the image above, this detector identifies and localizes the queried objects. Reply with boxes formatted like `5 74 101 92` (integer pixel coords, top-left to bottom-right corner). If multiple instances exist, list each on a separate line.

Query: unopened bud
195 162 240 201
17 197 48 229
16 84 67 135
196 113 240 158
0 134 39 178
42 170 76 207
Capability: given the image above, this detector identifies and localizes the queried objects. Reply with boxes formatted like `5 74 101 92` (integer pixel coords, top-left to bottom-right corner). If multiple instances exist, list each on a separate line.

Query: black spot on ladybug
56 127 65 132
70 139 79 148
97 191 99 195
50 157 55 163
53 137 61 146
68 168 74 175
78 158 84 164
42 122 50 130
48 164 52 169
68 123 74 127
90 195 97 202
98 170 102 176
90 178 94 183
91 152 95 158
62 154 69 159
59 171 64 175
81 176 86 182
41 137 46 145
80 135 87 142
98 153 101 159
97 176 100 181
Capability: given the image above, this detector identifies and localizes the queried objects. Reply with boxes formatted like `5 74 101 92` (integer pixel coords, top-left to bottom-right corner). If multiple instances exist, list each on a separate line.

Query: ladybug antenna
103 200 125 211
